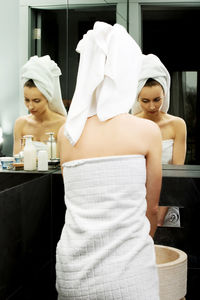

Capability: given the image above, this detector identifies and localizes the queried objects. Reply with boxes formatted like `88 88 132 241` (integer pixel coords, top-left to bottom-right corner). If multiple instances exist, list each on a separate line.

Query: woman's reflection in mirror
132 54 187 227
13 55 67 155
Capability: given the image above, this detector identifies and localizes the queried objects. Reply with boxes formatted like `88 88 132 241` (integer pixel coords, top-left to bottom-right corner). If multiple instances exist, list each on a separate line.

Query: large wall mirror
30 3 117 111
1 0 200 167
142 4 200 165
0 0 128 156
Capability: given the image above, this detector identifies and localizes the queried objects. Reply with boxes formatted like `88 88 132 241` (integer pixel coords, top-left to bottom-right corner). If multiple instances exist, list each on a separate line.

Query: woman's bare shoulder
129 113 159 129
52 113 67 124
14 116 31 138
134 112 143 118
166 113 185 122
166 114 186 129
57 123 70 145
124 114 162 154
14 115 30 127
140 118 161 138
116 113 161 138
57 123 65 137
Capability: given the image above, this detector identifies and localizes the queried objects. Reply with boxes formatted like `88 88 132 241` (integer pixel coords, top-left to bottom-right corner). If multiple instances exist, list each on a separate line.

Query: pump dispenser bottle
46 132 57 160
23 135 37 171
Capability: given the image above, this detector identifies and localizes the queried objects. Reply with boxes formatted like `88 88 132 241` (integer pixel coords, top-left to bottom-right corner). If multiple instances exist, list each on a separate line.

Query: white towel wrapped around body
21 55 67 116
56 155 160 299
132 54 171 115
64 21 143 145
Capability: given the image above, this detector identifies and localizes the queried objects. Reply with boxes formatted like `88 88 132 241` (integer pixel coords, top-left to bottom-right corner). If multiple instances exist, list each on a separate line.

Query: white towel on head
132 54 170 115
64 21 142 145
21 55 67 116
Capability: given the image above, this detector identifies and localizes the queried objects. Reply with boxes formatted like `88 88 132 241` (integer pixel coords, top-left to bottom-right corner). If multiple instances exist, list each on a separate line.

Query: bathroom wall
0 0 20 156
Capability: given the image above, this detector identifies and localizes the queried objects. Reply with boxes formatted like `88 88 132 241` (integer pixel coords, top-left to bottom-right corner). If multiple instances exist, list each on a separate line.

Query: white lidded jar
46 132 57 160
37 150 48 171
23 135 37 171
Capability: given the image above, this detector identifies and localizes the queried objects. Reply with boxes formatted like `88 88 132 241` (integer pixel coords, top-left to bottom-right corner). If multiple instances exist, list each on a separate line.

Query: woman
132 54 187 226
56 22 161 299
13 55 67 155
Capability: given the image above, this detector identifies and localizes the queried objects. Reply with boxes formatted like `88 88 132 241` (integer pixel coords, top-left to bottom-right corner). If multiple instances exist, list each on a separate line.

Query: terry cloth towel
132 54 171 115
162 139 174 165
56 155 160 299
64 21 142 145
21 55 67 116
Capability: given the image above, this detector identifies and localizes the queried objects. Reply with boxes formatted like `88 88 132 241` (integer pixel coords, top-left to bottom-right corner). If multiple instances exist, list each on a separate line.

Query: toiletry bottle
46 132 57 160
19 137 25 162
23 135 37 171
38 150 48 171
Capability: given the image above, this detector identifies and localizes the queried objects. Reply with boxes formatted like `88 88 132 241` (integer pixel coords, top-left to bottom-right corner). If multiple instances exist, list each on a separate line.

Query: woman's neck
32 108 54 123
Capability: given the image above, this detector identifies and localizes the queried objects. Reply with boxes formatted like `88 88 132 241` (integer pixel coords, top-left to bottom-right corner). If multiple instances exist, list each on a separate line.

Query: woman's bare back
58 113 161 164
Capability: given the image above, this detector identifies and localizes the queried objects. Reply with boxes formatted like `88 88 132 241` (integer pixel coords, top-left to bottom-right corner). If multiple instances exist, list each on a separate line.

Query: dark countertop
0 167 59 192
1 164 200 177
162 164 200 178
0 167 59 174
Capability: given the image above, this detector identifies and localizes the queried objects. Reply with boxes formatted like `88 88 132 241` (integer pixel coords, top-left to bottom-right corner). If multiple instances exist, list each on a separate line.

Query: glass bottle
46 132 57 160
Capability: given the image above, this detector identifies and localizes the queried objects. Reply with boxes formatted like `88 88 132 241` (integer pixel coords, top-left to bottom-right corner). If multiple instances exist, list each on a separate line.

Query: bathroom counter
162 164 200 178
1 163 200 176
0 167 59 174
0 168 58 192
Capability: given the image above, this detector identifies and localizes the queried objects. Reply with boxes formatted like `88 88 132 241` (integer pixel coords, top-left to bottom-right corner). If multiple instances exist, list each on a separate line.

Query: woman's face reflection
24 86 49 117
138 85 164 117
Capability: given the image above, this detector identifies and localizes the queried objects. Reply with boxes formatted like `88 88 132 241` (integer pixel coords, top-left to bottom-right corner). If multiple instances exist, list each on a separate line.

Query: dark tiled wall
0 171 199 300
154 176 200 300
0 174 53 300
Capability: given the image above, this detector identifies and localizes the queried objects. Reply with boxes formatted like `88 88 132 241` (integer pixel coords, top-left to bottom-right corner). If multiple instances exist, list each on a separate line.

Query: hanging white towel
21 55 67 116
132 54 171 115
64 21 142 145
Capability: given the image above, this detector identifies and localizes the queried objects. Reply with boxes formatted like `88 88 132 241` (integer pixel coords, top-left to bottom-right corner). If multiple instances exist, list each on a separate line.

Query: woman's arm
172 117 187 165
145 123 162 237
55 117 67 158
157 206 169 227
57 125 65 175
157 117 187 226
13 118 25 155
57 124 72 176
